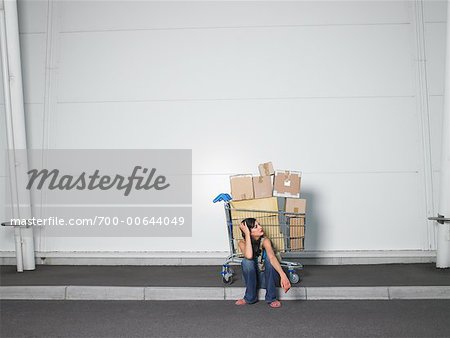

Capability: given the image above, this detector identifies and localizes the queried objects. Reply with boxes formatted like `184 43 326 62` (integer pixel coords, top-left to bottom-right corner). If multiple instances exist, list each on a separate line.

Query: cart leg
221 264 234 285
288 267 301 284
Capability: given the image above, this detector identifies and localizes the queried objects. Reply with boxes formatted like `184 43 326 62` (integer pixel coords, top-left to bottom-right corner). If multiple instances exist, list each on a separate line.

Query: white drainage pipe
0 0 35 272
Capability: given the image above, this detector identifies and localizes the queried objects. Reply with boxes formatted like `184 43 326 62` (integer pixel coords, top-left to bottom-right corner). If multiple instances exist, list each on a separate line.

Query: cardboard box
286 198 306 214
230 174 254 201
273 170 301 198
270 235 285 253
230 196 278 212
230 197 284 253
253 176 273 199
290 225 305 238
290 238 304 251
232 217 280 238
233 222 285 254
258 162 275 176
230 197 279 240
290 216 305 226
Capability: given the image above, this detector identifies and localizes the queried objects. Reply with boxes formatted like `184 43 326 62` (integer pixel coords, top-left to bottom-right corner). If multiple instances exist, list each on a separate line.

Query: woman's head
241 218 264 239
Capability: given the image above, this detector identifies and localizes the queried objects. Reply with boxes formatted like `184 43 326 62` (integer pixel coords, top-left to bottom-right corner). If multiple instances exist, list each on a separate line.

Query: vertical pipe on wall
0 0 35 271
436 0 450 268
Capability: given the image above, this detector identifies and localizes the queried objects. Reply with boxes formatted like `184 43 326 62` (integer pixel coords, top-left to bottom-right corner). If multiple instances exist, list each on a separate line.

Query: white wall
0 1 446 258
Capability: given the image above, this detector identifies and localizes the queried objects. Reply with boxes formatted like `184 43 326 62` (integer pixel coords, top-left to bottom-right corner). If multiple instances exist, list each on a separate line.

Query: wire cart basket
215 195 305 285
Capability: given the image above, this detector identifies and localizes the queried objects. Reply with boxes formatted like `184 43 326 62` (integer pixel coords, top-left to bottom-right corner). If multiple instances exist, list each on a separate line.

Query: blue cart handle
213 193 232 203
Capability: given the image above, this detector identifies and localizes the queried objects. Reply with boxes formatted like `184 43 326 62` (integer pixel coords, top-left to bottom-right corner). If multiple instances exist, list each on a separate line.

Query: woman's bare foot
269 300 281 308
235 299 247 305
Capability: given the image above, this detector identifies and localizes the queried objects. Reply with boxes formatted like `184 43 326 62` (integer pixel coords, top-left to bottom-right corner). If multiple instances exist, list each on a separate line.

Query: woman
235 218 291 308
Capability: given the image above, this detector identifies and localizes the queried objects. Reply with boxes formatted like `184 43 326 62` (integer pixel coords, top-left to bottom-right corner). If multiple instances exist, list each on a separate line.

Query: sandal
269 300 281 308
235 299 247 306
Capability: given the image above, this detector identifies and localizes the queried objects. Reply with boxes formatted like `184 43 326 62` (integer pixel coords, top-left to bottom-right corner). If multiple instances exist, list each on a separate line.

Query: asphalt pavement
1 264 449 287
1 299 449 337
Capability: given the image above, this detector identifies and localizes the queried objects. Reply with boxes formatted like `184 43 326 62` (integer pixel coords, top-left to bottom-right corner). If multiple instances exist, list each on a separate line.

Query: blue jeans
241 257 279 304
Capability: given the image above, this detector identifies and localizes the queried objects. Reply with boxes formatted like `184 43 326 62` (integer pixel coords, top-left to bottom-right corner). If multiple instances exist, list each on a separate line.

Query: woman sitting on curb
235 218 291 308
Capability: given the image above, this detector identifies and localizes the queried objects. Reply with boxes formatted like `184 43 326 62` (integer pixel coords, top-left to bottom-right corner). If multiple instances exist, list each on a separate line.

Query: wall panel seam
411 0 436 250
58 22 412 34
54 95 416 105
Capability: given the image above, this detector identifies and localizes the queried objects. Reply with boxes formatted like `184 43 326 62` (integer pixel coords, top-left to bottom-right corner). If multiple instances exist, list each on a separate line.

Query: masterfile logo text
7 149 191 205
26 166 170 197
4 149 192 237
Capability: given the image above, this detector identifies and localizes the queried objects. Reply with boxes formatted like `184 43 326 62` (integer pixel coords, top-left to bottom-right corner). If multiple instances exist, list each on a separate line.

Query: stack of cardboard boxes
229 162 306 251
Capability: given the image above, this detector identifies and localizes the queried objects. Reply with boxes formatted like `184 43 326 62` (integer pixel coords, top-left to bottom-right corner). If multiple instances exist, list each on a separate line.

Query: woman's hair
241 218 263 258
240 218 256 237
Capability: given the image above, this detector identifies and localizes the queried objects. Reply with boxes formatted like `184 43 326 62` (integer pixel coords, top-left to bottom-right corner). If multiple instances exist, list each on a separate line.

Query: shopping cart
214 195 305 285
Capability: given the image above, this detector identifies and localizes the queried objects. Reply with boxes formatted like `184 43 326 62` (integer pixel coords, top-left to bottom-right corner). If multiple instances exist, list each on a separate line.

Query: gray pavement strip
0 286 67 300
1 285 450 301
279 287 307 300
388 286 450 299
66 286 144 300
224 286 245 300
144 287 224 300
306 286 390 300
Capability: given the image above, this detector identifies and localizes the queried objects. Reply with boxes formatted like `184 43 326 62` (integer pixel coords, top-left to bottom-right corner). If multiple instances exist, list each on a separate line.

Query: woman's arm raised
238 222 253 259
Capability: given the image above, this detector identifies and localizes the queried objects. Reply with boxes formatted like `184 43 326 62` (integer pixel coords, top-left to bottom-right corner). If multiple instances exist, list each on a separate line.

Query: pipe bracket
428 214 450 224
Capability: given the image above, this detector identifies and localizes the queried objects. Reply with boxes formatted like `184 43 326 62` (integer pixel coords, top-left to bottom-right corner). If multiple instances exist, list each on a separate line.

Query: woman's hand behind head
239 221 250 235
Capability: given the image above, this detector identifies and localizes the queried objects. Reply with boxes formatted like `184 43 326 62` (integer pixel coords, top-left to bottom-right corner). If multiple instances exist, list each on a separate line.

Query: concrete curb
145 287 224 300
388 286 450 299
66 286 144 300
0 286 67 300
1 286 450 301
307 287 389 300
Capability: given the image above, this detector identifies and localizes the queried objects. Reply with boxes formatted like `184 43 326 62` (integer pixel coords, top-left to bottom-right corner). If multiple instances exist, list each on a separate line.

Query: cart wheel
222 274 234 285
289 273 300 284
